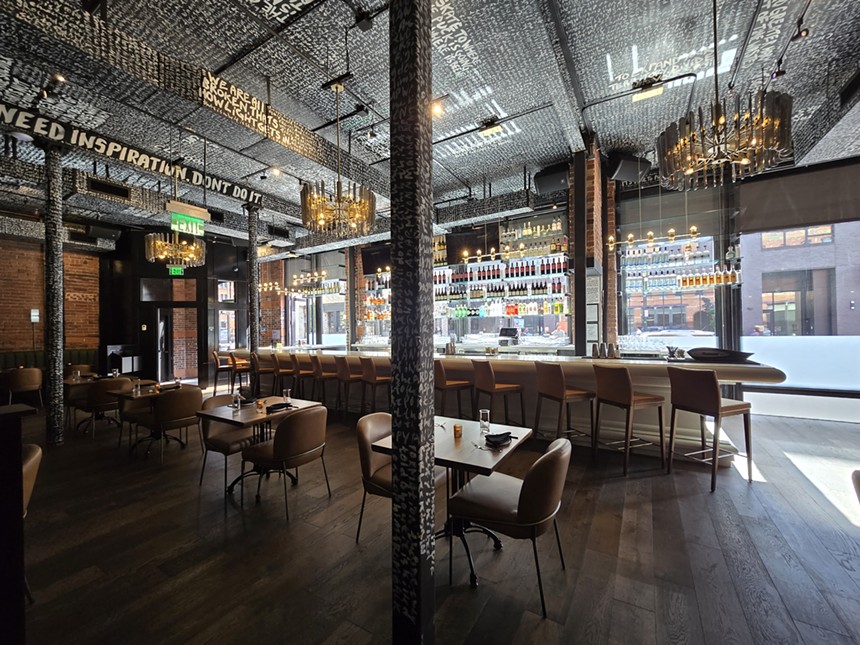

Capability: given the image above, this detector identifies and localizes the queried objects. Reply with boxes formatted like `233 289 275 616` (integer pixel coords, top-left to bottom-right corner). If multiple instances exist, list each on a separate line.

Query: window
217 281 235 303
760 225 833 250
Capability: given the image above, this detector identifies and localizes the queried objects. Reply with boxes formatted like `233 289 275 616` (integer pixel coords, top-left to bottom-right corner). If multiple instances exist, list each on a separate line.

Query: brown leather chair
334 355 362 417
534 361 595 441
434 359 472 418
77 376 130 438
133 386 203 465
290 353 315 398
8 367 43 407
272 353 295 394
211 350 233 395
310 354 338 405
471 360 525 426
355 412 447 543
199 393 255 495
667 367 753 492
240 406 330 520
360 357 392 414
229 352 251 391
22 443 42 604
593 365 665 476
116 380 149 449
250 352 275 397
448 438 571 618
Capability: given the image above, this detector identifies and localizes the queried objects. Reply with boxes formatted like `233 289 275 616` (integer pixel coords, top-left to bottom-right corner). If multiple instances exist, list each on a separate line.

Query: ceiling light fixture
432 99 445 117
770 58 787 80
39 72 66 100
656 0 793 190
631 75 665 102
301 81 376 238
270 167 282 177
790 19 810 42
478 117 504 137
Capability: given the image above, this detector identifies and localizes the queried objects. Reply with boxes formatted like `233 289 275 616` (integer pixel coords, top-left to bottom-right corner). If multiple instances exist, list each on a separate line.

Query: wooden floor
19 407 860 644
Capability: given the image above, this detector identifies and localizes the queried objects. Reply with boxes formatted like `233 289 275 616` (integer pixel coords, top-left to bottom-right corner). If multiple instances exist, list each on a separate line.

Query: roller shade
738 162 860 233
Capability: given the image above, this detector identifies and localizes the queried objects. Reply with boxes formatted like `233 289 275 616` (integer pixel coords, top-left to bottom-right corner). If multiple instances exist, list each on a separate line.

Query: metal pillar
572 151 588 355
389 0 436 641
44 144 65 444
246 203 260 353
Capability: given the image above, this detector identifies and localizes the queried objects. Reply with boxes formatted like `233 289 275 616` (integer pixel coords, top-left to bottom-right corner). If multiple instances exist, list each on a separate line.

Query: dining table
372 415 533 587
196 396 322 493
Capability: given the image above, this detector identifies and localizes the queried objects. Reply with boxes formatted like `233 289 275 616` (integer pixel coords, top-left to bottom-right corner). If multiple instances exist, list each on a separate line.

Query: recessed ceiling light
270 167 282 177
432 100 444 117
632 85 664 102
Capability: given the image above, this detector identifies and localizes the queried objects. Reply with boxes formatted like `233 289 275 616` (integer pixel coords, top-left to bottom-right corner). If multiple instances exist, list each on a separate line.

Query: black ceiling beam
214 0 330 75
311 104 369 132
544 0 591 135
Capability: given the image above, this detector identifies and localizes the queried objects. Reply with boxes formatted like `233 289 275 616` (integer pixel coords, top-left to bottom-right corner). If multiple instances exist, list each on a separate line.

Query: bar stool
211 351 233 395
229 352 251 392
471 360 525 426
272 353 295 394
667 367 753 492
335 355 362 417
290 353 315 398
250 352 275 397
434 359 472 418
310 354 338 405
360 357 392 414
534 361 595 441
593 365 665 475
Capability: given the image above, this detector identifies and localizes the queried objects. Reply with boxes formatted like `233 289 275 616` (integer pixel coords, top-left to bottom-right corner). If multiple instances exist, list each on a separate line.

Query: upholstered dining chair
77 376 130 438
434 359 472 418
8 367 43 407
250 352 275 397
359 357 392 414
334 355 362 418
355 412 447 543
240 405 330 520
447 438 572 618
310 354 338 405
199 394 255 496
290 353 315 398
229 352 251 392
471 360 525 426
22 443 42 604
133 386 203 465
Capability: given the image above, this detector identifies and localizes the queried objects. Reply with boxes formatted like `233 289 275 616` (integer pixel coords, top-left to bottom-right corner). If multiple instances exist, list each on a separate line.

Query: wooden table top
104 381 168 400
196 397 322 428
372 415 532 477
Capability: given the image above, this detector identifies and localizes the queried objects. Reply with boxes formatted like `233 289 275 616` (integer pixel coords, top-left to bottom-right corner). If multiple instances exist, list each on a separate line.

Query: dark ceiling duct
533 163 569 195
606 152 651 183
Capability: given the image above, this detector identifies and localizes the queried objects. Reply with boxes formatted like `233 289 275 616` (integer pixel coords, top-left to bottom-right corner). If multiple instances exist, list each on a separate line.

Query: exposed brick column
352 246 366 341
605 181 618 344
389 0 436 640
43 144 64 445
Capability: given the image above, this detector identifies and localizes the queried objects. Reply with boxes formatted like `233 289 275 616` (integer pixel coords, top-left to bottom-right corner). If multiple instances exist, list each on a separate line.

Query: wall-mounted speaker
85 224 122 241
606 153 651 183
534 162 569 195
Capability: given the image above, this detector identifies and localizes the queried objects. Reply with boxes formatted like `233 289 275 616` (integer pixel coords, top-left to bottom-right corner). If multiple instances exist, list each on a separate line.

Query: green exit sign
170 212 205 236
168 265 185 276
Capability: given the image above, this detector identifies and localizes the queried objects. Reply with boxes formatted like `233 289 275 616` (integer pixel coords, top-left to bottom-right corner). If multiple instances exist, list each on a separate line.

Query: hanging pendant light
656 0 793 190
301 82 376 238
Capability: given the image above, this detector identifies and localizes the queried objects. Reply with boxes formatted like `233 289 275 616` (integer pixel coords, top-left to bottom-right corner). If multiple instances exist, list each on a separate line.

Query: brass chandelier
144 231 206 267
301 82 376 237
656 0 793 191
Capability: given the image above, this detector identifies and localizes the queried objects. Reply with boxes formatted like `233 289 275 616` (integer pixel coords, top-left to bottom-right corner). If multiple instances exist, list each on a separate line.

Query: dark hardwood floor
19 406 860 644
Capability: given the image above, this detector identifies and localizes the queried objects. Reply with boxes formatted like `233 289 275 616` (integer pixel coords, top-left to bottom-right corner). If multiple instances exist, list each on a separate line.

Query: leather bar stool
593 365 665 475
290 353 315 398
360 357 392 414
471 360 525 426
534 361 595 442
334 355 362 417
310 354 338 405
271 353 295 394
229 352 251 392
211 351 233 395
250 352 275 397
434 359 472 418
667 366 753 492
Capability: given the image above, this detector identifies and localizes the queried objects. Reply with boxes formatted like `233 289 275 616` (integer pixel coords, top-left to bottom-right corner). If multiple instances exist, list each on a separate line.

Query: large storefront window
741 222 859 390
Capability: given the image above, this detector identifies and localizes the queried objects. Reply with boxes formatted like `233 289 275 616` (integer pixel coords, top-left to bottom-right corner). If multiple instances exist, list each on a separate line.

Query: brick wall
605 181 618 343
353 247 366 339
0 239 99 351
259 260 284 346
172 306 197 378
586 150 603 266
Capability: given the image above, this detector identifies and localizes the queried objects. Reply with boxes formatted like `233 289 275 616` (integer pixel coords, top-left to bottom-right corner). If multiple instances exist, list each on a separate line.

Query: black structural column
246 203 260 353
44 143 65 444
572 151 588 356
389 0 436 641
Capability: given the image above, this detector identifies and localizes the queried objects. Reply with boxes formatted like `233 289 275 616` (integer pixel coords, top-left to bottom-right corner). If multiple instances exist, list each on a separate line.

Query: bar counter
227 349 785 457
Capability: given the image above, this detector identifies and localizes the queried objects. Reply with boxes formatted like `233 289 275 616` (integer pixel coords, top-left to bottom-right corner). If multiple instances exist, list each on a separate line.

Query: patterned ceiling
0 0 858 245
